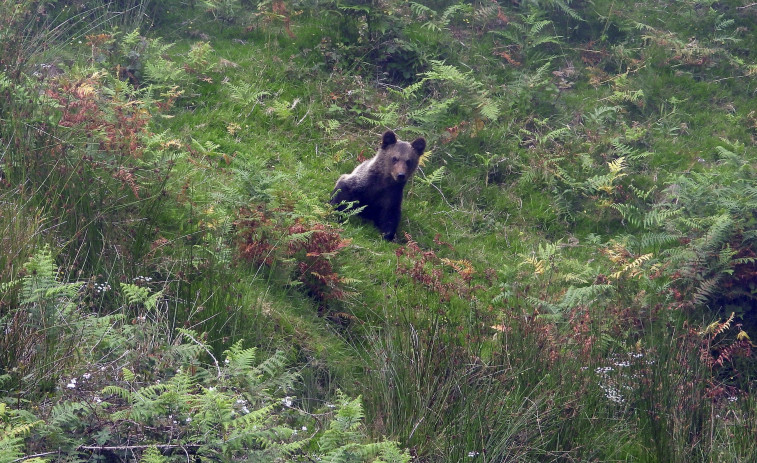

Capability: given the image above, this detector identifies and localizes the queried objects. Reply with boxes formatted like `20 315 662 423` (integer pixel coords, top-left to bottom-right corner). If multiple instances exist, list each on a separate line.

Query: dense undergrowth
1 0 756 461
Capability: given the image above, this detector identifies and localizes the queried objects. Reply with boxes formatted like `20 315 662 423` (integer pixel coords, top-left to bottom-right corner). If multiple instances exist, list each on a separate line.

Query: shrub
237 205 351 302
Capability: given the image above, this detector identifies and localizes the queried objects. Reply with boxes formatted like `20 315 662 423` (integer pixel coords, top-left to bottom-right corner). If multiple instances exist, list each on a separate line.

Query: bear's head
380 130 426 184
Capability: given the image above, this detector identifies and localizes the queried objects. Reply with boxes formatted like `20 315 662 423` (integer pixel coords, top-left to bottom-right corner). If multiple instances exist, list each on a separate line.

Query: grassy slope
152 2 756 455
2 0 757 461
156 0 757 456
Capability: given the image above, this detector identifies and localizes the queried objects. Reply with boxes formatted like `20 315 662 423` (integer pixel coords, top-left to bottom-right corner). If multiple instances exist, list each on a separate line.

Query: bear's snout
396 172 406 182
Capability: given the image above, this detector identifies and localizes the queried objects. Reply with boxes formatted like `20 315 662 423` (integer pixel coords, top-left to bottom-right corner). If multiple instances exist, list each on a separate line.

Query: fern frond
224 340 258 372
478 98 500 121
122 367 136 382
50 401 88 428
525 296 561 315
610 253 652 280
409 2 433 16
252 349 289 380
700 312 735 336
102 385 134 402
229 403 275 430
559 284 615 308
607 156 626 174
693 275 721 306
700 214 732 252
121 283 151 305
643 208 679 228
140 446 168 463
418 166 446 185
639 232 679 250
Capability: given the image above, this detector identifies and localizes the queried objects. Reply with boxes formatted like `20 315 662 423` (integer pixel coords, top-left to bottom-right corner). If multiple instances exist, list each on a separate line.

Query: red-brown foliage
236 206 351 301
46 74 151 158
395 232 493 303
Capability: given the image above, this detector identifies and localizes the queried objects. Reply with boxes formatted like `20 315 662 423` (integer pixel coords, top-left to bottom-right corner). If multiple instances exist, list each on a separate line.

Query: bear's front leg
377 204 401 241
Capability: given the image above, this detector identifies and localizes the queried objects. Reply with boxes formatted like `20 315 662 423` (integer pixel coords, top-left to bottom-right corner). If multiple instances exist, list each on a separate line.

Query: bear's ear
411 137 426 155
382 130 397 149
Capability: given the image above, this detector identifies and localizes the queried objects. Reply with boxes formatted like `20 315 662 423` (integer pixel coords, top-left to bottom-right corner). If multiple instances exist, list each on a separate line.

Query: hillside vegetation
1 0 756 461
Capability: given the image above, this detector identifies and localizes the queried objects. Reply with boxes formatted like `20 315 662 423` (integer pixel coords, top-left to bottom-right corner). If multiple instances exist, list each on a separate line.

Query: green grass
1 0 756 461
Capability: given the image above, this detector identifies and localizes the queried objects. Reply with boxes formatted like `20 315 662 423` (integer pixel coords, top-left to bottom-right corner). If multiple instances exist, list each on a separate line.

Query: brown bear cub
331 130 426 241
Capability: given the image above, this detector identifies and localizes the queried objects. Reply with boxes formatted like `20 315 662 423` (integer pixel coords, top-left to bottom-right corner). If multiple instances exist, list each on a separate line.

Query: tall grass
2 0 756 461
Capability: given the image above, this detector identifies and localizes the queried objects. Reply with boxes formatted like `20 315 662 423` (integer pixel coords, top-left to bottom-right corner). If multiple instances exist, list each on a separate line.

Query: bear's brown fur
331 130 426 240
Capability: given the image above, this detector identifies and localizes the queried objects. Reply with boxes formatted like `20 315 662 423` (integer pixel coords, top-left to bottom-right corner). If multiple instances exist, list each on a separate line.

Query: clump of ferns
697 312 755 394
236 204 353 303
662 212 757 314
394 233 496 304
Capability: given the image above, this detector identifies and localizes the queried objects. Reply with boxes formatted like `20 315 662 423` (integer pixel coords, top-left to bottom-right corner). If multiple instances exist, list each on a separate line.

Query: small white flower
82 373 91 380
282 396 293 407
467 451 479 458
186 417 192 423
242 406 250 414
301 426 307 431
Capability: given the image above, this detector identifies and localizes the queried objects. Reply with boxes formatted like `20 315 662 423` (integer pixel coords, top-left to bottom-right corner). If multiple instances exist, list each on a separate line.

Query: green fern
606 88 645 106
477 97 500 121
19 245 57 304
410 2 471 32
142 40 185 85
121 283 151 306
700 214 733 253
139 446 167 463
227 82 270 118
49 401 89 429
489 9 561 62
416 166 446 187
359 103 400 127
316 391 408 463
0 403 44 463
559 284 615 309
585 105 620 126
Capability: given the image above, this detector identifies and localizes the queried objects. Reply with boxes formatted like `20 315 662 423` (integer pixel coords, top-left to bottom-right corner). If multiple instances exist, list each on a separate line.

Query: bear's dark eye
392 157 398 164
